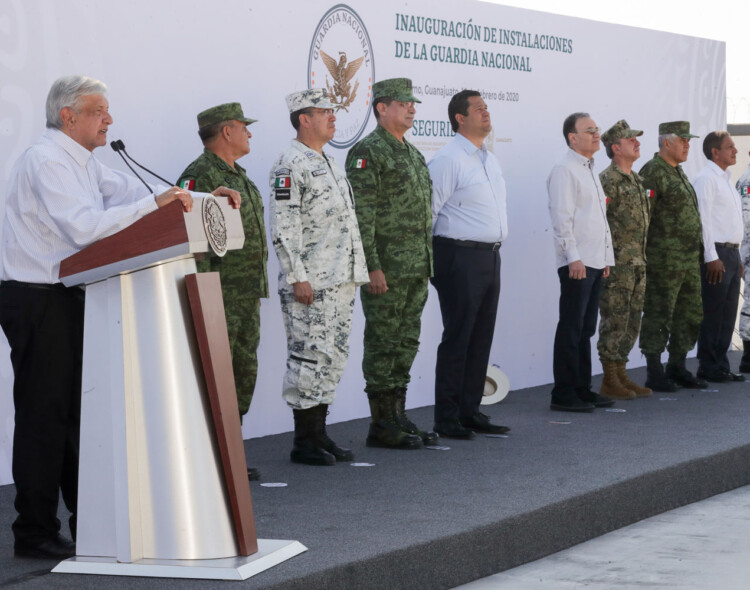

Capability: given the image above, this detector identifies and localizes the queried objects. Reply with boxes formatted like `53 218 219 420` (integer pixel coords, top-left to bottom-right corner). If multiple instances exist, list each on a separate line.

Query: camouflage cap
197 102 257 130
601 119 643 146
372 77 421 103
285 88 335 114
658 121 699 138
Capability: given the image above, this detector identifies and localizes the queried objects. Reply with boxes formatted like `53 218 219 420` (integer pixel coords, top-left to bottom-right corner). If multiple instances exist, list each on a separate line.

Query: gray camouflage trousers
279 281 357 409
740 242 750 341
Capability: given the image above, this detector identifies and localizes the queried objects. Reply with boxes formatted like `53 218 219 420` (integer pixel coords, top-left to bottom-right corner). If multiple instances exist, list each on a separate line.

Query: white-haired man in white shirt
0 75 238 559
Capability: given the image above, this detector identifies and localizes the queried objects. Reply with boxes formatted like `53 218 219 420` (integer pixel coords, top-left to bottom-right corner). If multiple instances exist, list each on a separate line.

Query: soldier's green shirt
177 149 269 297
639 153 703 266
345 125 433 279
599 162 650 266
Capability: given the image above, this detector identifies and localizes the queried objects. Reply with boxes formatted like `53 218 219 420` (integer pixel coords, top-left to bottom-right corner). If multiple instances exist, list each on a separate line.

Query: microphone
110 139 175 187
111 140 153 193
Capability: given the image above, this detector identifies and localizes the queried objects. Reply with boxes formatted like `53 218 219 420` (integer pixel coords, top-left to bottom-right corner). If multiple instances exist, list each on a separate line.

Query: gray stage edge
2 355 750 590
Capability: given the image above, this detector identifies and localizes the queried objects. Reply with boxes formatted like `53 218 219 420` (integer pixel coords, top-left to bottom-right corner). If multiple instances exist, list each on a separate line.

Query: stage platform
2 355 750 589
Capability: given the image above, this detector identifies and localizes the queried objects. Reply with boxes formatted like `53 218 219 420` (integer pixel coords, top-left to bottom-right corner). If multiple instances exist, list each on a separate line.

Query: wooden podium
51 196 305 580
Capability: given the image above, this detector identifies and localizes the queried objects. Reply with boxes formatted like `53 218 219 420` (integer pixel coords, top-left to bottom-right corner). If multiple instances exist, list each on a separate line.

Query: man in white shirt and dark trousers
428 90 509 439
547 112 615 412
693 131 744 382
0 75 234 559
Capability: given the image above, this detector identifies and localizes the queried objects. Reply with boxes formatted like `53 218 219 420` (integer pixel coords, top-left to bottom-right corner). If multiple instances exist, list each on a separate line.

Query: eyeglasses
576 127 601 136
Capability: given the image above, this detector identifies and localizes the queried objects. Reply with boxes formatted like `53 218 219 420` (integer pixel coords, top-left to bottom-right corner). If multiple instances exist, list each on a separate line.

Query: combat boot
599 361 636 399
740 341 750 373
665 355 707 389
616 362 652 397
366 391 423 449
392 386 439 445
290 408 336 466
645 354 677 392
314 404 355 462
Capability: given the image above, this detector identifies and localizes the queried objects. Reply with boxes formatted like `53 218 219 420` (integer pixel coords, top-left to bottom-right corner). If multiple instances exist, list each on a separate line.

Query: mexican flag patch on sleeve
645 188 654 198
275 176 291 188
355 158 366 169
180 179 195 190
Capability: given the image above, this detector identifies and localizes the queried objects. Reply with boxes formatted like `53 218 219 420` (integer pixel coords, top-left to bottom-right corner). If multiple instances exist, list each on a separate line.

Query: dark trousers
552 266 604 402
431 240 501 423
0 282 84 545
698 245 742 373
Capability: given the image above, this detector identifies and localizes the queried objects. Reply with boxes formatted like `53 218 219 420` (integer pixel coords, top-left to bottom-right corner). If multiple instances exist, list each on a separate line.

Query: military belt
433 236 501 251
715 242 740 250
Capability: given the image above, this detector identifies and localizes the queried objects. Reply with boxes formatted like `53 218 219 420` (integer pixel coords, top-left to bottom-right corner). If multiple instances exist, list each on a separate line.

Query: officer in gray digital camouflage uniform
177 102 268 480
269 88 369 466
345 78 437 450
639 121 706 391
736 153 750 372
597 120 652 400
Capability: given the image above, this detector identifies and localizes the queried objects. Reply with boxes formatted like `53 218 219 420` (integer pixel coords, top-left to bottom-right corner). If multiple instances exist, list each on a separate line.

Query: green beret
601 119 643 146
658 121 698 138
197 102 257 130
372 77 421 103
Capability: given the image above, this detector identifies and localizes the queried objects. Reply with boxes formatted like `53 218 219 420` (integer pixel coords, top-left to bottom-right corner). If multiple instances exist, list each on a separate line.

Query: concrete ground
453 484 750 589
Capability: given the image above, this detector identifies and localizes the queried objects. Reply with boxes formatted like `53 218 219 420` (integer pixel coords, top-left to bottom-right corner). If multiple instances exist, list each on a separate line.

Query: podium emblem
202 196 228 257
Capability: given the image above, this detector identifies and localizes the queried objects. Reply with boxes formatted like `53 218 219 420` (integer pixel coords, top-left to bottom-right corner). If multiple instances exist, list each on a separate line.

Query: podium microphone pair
110 139 174 194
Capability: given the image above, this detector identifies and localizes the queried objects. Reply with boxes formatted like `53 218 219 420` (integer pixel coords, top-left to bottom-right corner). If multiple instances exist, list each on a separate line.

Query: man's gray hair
46 75 108 129
658 133 678 149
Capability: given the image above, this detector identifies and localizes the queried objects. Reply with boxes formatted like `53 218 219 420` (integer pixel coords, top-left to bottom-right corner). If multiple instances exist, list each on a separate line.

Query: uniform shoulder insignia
274 176 291 189
180 179 195 190
274 175 292 199
275 168 291 176
354 158 366 169
305 151 315 159
644 189 655 198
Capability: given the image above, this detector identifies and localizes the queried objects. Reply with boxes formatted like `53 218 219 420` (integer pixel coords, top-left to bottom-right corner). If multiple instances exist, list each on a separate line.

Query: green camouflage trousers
222 286 260 418
360 277 428 393
598 265 646 362
639 261 702 357
279 282 357 409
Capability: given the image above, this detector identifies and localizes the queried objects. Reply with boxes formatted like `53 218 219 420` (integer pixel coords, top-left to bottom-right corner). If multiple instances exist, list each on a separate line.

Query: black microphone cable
110 140 153 193
111 139 174 186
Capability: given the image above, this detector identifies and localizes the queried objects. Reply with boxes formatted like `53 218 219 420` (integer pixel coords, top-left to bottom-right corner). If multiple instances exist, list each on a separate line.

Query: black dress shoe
15 534 75 559
578 390 615 408
460 412 511 434
722 368 746 382
550 398 595 413
433 420 476 439
697 368 730 383
247 466 261 481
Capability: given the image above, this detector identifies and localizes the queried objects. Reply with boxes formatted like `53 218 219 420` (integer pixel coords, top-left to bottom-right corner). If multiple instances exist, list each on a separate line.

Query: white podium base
51 539 307 580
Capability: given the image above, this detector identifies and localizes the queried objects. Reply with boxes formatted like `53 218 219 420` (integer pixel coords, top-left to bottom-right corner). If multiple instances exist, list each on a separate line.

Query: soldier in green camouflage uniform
737 156 750 371
597 120 652 400
345 78 437 449
177 102 268 428
638 121 705 391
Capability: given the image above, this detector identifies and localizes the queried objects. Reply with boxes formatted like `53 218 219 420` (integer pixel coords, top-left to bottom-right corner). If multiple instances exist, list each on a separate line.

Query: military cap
285 88 335 114
601 120 643 146
197 102 256 130
658 121 699 138
372 77 421 103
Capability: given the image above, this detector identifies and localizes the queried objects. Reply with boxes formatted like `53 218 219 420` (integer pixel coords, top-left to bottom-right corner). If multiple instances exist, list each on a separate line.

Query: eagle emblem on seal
320 50 364 113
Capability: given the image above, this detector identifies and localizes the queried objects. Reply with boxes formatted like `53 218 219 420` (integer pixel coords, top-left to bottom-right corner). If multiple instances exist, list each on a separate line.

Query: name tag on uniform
312 169 327 177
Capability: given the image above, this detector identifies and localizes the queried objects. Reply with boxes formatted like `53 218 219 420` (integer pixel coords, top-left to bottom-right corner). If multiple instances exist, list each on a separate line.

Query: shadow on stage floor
2 355 750 589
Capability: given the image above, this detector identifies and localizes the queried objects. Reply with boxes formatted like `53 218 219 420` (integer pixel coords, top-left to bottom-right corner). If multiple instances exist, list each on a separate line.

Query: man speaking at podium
0 75 235 559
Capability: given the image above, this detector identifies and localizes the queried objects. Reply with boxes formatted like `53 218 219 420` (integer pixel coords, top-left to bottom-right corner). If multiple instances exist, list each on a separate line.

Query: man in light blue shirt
428 89 509 438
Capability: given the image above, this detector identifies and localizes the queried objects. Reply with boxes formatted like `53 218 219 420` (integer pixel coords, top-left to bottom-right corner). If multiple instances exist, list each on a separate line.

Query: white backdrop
0 0 726 485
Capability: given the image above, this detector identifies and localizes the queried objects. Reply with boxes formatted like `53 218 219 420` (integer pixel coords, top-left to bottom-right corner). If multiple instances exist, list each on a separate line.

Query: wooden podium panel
185 272 258 556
